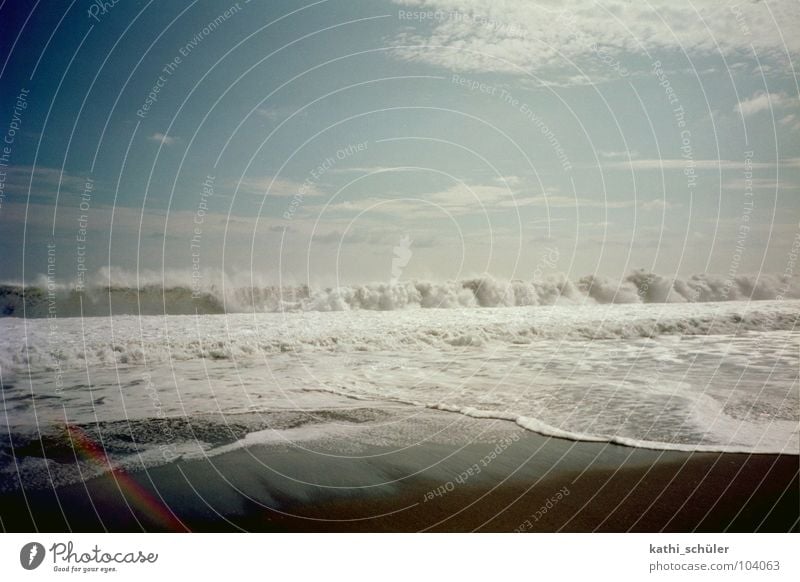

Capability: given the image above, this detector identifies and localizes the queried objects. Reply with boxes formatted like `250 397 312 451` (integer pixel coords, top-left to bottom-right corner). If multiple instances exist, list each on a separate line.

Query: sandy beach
2 406 797 532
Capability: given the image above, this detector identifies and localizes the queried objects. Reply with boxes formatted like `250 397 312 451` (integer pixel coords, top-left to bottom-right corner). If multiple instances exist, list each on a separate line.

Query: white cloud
492 174 523 186
0 165 91 197
640 199 680 211
0 201 286 268
392 0 800 78
322 183 632 216
328 165 408 175
255 107 282 121
599 150 639 159
322 183 512 216
308 226 437 247
602 158 800 170
735 92 797 117
224 176 326 198
429 183 509 207
148 132 178 146
722 178 796 191
779 113 800 131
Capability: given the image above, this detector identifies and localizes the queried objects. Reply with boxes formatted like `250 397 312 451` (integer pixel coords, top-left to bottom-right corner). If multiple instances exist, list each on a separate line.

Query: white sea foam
1 299 797 492
3 269 798 317
1 300 797 373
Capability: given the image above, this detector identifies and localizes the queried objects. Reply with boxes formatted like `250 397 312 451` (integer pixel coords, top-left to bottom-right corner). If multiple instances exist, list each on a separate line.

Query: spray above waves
1 270 799 317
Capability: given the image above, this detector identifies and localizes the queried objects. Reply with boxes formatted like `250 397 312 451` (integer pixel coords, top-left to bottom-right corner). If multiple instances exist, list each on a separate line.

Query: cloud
148 132 178 146
1 201 194 239
322 197 437 217
429 183 510 207
735 92 797 117
495 194 633 210
224 176 326 198
722 178 796 191
779 113 800 131
310 227 439 247
599 150 639 159
491 174 523 186
322 182 633 216
312 230 349 244
0 165 92 200
328 165 409 175
268 224 295 233
320 183 514 217
391 0 800 78
601 158 800 170
254 107 307 122
255 107 283 121
640 199 681 211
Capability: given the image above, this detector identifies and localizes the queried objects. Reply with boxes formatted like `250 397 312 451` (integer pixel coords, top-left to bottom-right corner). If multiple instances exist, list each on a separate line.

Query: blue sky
1 0 798 287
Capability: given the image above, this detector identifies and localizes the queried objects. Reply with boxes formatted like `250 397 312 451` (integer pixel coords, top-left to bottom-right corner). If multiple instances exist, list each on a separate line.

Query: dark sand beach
1 406 797 532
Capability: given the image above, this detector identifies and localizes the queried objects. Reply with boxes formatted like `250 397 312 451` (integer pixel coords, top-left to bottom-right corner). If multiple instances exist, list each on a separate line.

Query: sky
0 0 799 288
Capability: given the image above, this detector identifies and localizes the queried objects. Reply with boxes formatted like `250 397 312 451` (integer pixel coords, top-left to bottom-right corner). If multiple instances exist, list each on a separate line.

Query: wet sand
1 408 797 532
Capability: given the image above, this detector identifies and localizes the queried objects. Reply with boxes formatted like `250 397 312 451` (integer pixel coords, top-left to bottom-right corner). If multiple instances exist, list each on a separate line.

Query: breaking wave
2 269 799 318
2 300 798 374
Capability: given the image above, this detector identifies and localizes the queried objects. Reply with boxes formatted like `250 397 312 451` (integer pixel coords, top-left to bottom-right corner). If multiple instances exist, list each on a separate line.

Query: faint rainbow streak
65 424 187 531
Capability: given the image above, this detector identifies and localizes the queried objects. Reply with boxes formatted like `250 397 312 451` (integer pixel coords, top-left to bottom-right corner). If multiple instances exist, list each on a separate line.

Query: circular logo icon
20 542 46 570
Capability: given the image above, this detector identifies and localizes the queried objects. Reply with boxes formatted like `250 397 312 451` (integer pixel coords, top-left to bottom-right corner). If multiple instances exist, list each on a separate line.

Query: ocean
1 275 798 493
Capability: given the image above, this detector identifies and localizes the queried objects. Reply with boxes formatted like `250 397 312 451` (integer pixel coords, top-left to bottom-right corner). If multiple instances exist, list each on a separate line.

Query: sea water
1 299 798 491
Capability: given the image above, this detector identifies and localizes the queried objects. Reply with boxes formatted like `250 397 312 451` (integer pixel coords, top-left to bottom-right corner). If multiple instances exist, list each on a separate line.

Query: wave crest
2 270 798 317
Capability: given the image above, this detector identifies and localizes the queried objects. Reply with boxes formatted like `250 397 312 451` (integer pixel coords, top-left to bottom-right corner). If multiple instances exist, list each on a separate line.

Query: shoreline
1 407 797 532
